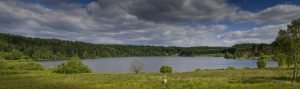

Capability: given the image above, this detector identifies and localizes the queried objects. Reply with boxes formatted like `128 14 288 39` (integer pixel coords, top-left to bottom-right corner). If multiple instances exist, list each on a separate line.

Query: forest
228 43 274 58
0 33 230 60
0 32 279 61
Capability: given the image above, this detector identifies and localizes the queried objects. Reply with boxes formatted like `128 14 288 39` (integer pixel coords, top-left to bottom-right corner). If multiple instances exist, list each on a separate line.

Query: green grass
0 68 299 89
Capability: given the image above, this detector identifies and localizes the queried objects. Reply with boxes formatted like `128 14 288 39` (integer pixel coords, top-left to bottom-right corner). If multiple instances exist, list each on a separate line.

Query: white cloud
218 24 287 45
233 4 300 24
0 0 297 47
0 0 231 47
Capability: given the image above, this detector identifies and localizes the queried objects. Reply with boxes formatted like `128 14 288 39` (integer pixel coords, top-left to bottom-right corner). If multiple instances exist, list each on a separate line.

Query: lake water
39 56 278 73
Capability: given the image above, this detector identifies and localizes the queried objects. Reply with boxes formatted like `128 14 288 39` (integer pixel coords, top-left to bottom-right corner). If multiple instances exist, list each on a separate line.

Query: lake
39 56 278 73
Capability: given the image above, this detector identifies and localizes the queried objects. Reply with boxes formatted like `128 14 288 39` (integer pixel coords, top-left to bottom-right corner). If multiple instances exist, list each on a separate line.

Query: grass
0 68 300 89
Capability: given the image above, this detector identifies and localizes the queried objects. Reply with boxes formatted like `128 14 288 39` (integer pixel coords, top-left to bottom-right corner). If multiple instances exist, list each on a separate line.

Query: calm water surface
39 56 278 73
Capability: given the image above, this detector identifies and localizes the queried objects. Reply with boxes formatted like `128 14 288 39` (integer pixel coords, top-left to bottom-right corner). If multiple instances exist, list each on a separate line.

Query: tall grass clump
0 59 43 70
0 59 7 70
53 58 92 74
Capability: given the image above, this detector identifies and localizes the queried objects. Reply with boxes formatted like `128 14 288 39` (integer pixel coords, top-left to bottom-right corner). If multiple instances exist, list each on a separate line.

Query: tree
274 18 300 83
4 49 23 60
160 65 172 73
224 52 235 59
274 53 287 67
0 33 227 60
53 57 92 74
257 54 267 69
131 59 144 74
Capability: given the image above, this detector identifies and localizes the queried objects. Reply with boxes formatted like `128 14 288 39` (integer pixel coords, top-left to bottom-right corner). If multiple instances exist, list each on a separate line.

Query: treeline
226 43 274 58
0 33 228 60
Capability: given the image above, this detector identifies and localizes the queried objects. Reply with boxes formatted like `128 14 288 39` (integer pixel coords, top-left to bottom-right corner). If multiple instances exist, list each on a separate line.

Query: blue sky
230 0 300 12
0 0 299 47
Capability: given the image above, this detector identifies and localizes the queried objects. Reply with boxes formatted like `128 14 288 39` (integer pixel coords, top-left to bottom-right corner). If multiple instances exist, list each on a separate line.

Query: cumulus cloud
123 0 237 22
88 0 300 24
218 24 287 45
0 0 231 46
233 4 300 24
0 0 298 47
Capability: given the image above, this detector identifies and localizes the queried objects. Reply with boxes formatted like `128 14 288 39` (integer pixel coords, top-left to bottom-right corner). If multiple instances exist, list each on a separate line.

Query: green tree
4 49 23 60
224 52 235 59
227 66 236 70
257 54 267 69
160 65 172 73
82 51 89 58
274 53 287 67
54 57 92 74
0 33 228 60
274 18 300 83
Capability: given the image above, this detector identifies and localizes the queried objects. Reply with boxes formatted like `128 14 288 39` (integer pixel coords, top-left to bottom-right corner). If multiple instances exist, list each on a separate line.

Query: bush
54 58 92 74
21 61 44 70
226 66 236 70
0 59 43 70
8 60 43 70
160 65 172 73
195 68 202 71
3 50 23 60
257 54 267 69
274 53 287 67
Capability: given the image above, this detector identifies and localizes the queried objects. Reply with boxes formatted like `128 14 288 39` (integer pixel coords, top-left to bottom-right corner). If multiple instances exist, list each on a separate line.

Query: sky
0 0 300 47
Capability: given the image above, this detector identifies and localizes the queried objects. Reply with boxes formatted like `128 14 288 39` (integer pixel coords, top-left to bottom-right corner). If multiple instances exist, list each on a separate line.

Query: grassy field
0 68 299 89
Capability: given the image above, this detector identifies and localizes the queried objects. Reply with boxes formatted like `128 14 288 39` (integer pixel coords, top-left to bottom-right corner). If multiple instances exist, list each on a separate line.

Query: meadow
0 68 299 89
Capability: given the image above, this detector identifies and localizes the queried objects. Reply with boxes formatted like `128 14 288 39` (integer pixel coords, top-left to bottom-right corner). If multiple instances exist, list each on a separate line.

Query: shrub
8 60 43 70
226 66 236 70
257 54 267 69
0 59 43 70
21 61 44 70
195 68 202 71
54 58 92 74
160 65 172 73
274 53 287 67
3 50 23 60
